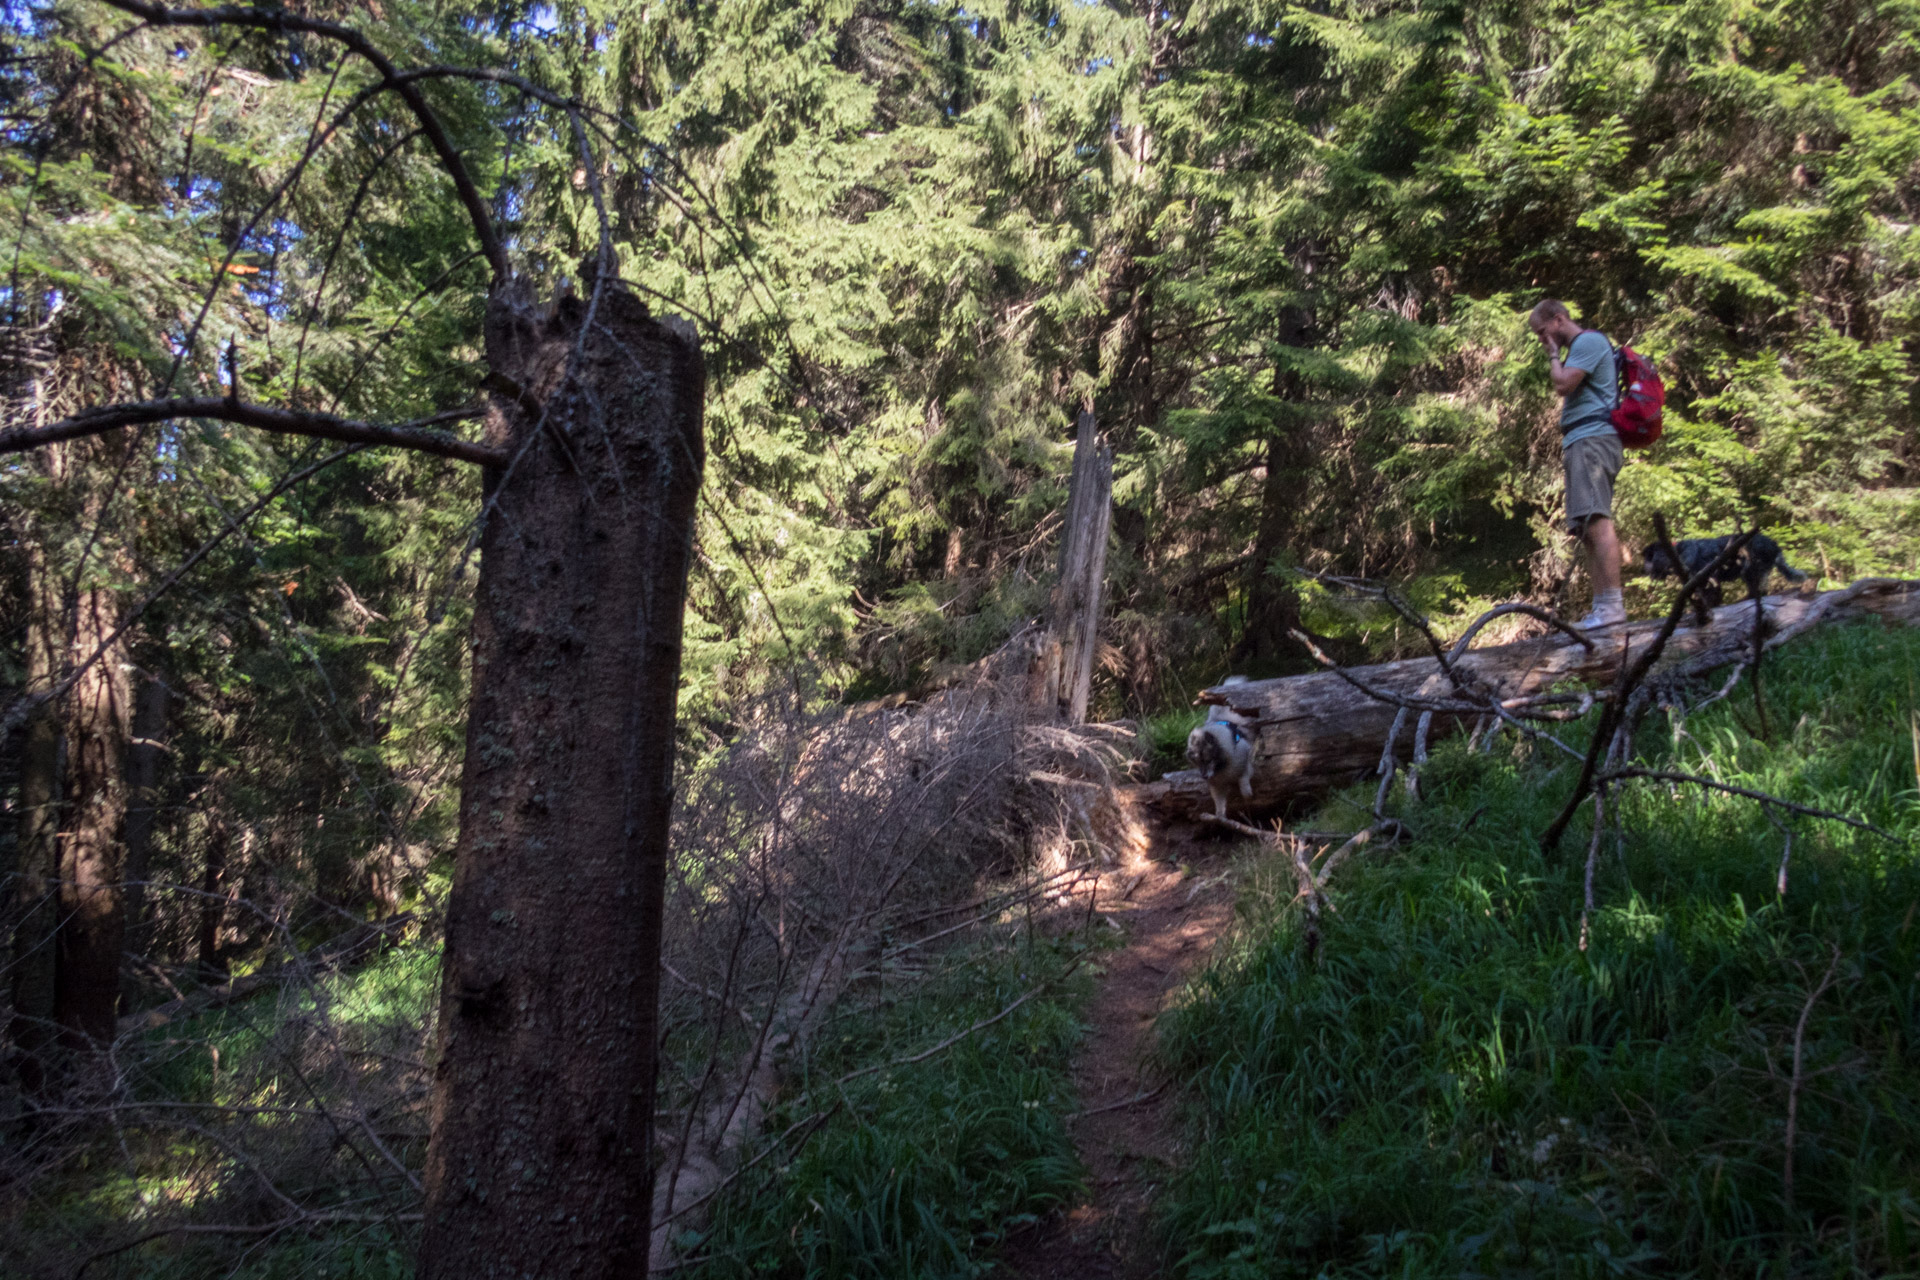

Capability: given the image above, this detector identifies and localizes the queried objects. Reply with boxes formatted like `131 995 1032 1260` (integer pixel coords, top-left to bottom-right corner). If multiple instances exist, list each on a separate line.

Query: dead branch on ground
1784 946 1843 1214
646 648 1141 1268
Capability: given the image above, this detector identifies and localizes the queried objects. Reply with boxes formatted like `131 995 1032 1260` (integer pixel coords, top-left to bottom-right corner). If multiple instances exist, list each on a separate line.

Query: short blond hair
1529 298 1571 326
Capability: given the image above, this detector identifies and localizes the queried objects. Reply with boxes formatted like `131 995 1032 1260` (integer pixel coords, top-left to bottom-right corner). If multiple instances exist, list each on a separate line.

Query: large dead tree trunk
1132 581 1920 828
418 280 704 1280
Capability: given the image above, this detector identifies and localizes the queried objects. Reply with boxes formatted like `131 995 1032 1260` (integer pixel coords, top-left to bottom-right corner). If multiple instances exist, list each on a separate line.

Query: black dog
1641 532 1808 616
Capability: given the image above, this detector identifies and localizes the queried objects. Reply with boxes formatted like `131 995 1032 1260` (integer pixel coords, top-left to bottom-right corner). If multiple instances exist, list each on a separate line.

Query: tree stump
1041 410 1112 724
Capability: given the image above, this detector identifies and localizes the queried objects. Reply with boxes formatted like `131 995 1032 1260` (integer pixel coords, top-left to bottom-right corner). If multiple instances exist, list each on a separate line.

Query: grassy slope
1159 621 1920 1279
688 930 1093 1279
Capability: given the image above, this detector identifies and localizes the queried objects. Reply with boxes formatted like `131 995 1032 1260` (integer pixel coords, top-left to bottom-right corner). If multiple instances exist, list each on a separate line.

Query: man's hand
1546 344 1587 396
1533 323 1586 396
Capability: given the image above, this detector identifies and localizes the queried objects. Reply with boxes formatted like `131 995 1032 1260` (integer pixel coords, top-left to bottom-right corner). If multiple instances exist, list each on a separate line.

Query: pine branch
0 448 359 738
96 0 511 282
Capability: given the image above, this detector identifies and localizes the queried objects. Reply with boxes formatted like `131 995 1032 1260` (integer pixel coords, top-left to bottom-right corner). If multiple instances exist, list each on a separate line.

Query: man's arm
1542 332 1589 397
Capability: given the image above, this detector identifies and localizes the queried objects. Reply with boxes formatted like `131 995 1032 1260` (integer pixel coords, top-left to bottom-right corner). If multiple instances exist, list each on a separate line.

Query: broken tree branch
0 398 499 465
1539 520 1758 853
1600 769 1905 844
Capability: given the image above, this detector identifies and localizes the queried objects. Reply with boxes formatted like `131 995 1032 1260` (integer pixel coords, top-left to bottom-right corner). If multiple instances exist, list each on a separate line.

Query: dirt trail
1002 843 1238 1278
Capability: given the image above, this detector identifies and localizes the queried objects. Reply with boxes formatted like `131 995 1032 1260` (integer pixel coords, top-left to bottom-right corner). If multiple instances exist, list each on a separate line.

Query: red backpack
1607 340 1665 448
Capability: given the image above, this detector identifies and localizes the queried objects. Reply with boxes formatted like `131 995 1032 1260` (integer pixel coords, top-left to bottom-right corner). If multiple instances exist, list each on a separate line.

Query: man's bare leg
1576 515 1626 627
1584 516 1622 594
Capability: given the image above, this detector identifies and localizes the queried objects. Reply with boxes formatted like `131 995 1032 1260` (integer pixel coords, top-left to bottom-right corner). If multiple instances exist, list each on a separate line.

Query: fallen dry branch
1068 1082 1169 1120
1784 946 1844 1213
1314 819 1407 887
1195 811 1405 959
648 659 1143 1269
1196 813 1363 843
1602 769 1905 844
1540 520 1759 852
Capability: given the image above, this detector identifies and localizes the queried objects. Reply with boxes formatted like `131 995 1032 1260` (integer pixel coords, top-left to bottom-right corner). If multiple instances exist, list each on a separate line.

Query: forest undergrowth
1159 620 1920 1279
11 622 1920 1280
2 680 1126 1280
5 889 1104 1280
684 928 1097 1278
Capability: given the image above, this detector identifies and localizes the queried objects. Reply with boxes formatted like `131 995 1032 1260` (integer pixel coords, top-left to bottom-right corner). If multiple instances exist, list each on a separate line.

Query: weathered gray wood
1131 580 1920 824
1046 410 1112 724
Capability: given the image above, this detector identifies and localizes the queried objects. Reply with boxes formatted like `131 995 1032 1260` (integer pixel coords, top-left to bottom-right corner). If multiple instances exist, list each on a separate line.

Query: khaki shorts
1564 431 1624 533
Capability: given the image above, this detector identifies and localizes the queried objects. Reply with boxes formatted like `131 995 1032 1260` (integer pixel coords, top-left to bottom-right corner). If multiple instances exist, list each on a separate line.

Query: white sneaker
1574 604 1627 631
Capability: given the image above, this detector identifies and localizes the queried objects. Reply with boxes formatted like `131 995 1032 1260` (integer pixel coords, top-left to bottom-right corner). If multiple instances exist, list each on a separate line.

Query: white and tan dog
1186 676 1256 819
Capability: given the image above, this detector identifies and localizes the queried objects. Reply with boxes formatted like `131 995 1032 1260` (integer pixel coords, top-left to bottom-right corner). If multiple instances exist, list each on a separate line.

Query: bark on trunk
9 542 62 1088
418 280 704 1280
1043 410 1112 724
1133 581 1920 827
55 579 129 1047
196 819 228 979
121 670 167 981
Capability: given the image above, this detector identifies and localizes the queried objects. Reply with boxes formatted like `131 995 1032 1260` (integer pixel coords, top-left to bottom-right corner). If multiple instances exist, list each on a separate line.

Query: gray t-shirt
1559 330 1617 444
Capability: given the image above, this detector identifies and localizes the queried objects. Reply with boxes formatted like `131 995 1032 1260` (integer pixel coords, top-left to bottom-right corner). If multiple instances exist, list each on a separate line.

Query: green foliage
1145 705 1207 777
687 932 1093 1278
6 0 1920 1267
1158 622 1920 1277
1141 0 1920 645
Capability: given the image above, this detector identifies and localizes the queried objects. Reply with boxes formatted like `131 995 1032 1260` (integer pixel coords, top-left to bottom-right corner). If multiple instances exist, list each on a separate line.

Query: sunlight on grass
1159 622 1920 1279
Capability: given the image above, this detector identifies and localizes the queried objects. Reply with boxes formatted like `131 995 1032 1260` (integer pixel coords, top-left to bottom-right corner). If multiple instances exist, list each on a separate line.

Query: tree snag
417 277 704 1279
1042 409 1112 724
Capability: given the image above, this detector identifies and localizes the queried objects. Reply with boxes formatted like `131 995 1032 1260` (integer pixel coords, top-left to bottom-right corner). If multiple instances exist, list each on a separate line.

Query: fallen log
1127 579 1920 828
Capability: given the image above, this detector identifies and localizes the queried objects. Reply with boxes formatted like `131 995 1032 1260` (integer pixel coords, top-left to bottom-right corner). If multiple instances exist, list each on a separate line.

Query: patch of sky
0 0 40 38
155 425 180 483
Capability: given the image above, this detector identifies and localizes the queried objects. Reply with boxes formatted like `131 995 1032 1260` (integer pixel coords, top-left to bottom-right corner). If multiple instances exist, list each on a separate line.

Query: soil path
1002 844 1239 1278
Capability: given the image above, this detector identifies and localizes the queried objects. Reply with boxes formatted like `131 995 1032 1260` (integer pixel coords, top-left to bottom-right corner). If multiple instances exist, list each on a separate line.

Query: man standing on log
1530 298 1625 630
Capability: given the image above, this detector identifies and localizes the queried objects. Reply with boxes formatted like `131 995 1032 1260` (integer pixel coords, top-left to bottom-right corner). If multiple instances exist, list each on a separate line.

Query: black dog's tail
1776 556 1809 583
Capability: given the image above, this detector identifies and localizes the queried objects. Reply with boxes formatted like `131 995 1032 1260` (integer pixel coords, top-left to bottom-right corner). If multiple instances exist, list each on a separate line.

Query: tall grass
1159 622 1920 1278
1145 705 1208 776
686 929 1093 1278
